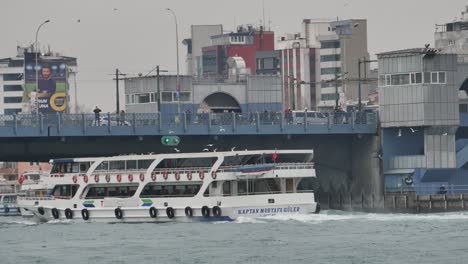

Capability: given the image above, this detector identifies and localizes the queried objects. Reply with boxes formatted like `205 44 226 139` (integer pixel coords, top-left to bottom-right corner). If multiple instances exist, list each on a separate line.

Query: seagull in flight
206 144 214 147
174 148 180 153
213 148 217 152
202 148 209 152
410 128 418 133
219 127 226 132
231 147 236 151
168 130 175 134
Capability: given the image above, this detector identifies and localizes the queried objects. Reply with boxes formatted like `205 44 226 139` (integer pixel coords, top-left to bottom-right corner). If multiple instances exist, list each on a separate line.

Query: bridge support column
350 134 383 207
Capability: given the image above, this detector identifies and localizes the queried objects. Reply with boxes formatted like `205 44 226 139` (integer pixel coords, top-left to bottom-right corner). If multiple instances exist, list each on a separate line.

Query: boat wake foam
228 210 468 224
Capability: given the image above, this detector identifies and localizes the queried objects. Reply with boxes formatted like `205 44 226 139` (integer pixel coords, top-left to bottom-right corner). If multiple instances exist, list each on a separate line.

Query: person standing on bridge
120 110 126 125
93 106 102 125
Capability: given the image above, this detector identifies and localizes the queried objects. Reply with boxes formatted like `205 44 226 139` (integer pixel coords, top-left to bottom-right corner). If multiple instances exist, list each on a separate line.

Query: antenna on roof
262 0 265 29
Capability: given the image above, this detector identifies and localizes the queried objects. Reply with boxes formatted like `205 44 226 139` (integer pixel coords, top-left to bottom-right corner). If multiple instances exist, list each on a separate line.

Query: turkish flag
272 151 278 162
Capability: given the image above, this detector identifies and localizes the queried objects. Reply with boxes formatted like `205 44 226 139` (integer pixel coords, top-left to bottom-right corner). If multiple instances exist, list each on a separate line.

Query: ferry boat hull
24 193 318 223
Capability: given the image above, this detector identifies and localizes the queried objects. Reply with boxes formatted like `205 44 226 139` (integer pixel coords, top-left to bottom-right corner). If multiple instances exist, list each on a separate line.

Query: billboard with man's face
24 52 68 113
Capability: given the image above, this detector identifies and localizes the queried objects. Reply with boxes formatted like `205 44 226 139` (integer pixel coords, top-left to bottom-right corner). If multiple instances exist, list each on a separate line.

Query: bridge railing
1 111 378 135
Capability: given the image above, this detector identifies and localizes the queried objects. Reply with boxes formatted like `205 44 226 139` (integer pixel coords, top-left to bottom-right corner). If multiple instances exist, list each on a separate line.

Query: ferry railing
0 111 378 135
385 184 468 195
149 162 314 174
205 189 315 197
17 196 54 201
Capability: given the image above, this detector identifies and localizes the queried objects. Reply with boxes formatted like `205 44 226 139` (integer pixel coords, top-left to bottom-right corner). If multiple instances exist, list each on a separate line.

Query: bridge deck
0 112 378 137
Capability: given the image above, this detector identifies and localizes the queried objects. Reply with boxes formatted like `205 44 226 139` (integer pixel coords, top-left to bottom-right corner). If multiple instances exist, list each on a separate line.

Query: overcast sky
2 0 468 112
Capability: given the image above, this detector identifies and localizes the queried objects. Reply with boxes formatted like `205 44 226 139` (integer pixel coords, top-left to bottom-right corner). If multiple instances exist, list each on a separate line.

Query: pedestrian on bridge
120 110 126 125
93 106 102 125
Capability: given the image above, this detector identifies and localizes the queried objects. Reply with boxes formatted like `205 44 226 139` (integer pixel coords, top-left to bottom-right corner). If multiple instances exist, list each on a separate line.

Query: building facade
0 46 78 114
124 75 282 114
183 25 223 77
277 19 369 111
378 48 461 194
201 26 275 79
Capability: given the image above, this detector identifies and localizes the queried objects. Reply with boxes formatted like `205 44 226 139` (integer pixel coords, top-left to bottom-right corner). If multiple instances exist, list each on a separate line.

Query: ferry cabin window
96 161 109 171
50 162 94 174
109 161 125 171
79 162 91 173
2 195 16 204
138 160 153 170
85 184 138 199
126 160 137 170
140 183 202 198
51 185 79 199
156 157 216 169
237 179 281 196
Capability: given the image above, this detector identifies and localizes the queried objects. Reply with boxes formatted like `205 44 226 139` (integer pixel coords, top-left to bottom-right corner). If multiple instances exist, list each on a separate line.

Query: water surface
1 211 467 264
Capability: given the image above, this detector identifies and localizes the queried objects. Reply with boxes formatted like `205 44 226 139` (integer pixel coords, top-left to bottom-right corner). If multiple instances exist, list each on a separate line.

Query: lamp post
34 19 50 113
166 8 181 113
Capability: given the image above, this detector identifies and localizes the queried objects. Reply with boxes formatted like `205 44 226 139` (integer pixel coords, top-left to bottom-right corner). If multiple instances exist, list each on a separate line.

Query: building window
391 74 410 85
424 71 446 84
410 72 422 84
4 109 21 115
8 60 24 67
438 72 446 83
3 73 23 81
3 85 23 92
321 41 340 49
321 67 341 75
431 72 438 83
380 71 446 86
320 54 341 62
4 97 22 103
135 93 150 104
162 92 173 102
321 80 342 88
321 93 337 101
174 92 191 102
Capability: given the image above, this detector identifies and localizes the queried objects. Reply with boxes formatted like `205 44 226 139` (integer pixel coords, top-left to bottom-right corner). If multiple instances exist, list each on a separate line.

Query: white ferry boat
18 171 55 217
0 193 19 216
18 150 319 222
0 171 52 217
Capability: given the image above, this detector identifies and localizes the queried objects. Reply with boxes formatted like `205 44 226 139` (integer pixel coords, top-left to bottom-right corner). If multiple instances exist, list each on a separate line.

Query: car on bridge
292 111 328 125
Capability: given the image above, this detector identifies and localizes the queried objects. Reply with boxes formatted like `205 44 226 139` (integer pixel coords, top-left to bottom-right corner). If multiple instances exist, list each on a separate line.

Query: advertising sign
24 52 68 113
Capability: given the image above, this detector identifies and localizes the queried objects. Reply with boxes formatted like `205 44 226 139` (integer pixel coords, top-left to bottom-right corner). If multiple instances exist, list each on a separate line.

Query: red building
202 26 275 78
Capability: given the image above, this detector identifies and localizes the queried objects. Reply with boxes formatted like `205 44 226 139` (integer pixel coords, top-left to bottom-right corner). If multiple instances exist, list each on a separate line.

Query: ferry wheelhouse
1 171 50 216
18 150 319 222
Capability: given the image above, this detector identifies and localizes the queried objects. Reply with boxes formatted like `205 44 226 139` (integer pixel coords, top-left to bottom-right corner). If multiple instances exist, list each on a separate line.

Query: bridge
0 111 377 138
0 111 381 203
